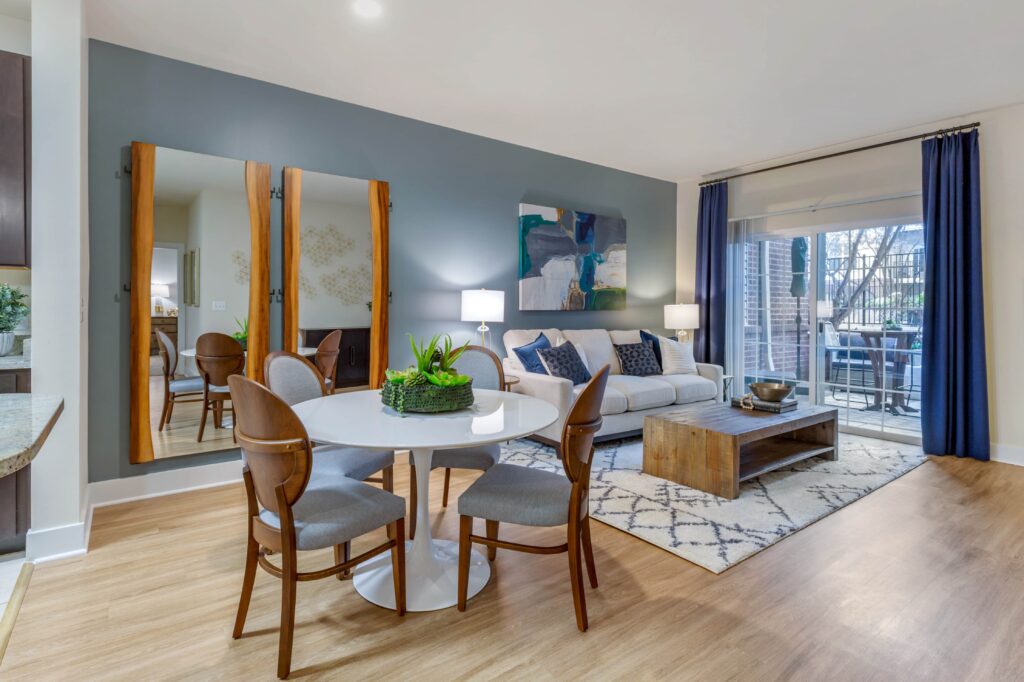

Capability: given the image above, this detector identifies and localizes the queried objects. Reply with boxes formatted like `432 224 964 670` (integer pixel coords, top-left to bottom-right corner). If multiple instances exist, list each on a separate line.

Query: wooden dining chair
408 344 505 539
195 332 245 442
456 365 609 631
228 375 406 679
154 329 204 431
314 330 342 394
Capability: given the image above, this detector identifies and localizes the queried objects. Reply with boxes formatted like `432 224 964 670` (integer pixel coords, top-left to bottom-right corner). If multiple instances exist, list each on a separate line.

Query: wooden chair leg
382 464 394 493
581 516 598 589
457 515 472 611
158 394 170 431
409 463 417 541
567 521 588 632
390 518 406 616
214 402 223 429
197 399 209 442
278 548 298 679
485 520 499 562
335 542 351 580
232 535 259 639
166 396 175 425
442 468 451 507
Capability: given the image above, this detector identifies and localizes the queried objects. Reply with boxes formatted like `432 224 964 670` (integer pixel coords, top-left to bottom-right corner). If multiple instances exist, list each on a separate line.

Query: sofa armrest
696 363 724 400
503 367 573 442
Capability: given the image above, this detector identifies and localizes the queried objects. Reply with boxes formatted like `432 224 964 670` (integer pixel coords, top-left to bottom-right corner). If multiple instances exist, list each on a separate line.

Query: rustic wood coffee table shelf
642 403 839 499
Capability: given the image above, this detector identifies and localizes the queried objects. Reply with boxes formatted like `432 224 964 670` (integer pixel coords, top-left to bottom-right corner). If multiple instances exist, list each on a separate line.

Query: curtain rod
699 121 980 187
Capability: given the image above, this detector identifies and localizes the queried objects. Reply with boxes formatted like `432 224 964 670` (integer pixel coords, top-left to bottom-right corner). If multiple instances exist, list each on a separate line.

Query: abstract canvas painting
518 203 627 311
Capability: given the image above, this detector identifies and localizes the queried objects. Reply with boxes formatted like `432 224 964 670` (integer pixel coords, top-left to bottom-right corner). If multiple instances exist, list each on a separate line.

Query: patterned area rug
500 434 927 574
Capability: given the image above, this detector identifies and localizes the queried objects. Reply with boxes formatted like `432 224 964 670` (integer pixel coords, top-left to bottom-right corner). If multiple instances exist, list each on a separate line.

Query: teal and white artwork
517 203 626 311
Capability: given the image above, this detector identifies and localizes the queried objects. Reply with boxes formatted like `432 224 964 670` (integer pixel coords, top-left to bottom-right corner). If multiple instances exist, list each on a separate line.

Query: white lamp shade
664 303 699 330
461 289 505 323
151 283 171 299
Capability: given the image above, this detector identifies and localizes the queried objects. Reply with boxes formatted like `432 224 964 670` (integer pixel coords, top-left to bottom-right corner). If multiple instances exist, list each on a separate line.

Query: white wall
0 14 30 55
28 0 89 560
298 199 373 330
676 102 1024 463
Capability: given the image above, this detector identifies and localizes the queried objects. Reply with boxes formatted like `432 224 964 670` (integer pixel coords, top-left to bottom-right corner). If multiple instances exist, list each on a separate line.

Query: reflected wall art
517 203 627 311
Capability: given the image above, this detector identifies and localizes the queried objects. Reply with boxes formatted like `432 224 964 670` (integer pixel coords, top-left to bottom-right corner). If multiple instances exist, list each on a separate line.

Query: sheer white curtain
723 218 765 398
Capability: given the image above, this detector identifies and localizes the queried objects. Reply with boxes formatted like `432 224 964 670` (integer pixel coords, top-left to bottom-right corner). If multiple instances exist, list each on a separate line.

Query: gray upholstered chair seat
168 376 204 393
410 443 501 472
314 445 395 482
258 474 405 551
458 463 571 527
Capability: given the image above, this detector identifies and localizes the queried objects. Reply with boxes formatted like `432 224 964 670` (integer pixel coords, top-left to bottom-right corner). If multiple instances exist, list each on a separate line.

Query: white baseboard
25 521 88 564
88 459 243 508
992 442 1024 467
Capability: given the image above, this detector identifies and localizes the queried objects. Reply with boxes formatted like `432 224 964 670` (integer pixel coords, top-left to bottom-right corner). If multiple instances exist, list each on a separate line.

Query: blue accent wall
87 40 677 482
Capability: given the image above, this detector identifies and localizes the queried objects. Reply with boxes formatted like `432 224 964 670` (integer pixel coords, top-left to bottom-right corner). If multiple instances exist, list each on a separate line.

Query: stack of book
730 396 799 413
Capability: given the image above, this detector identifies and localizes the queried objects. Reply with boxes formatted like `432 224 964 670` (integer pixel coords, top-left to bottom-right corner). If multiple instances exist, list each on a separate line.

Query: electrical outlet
212 300 226 311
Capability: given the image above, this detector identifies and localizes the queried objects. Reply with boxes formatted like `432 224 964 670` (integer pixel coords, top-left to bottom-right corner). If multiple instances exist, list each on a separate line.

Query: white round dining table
179 346 318 358
291 388 559 612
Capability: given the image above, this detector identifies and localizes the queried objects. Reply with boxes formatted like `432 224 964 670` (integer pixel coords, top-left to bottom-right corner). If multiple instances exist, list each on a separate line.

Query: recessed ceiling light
353 0 382 19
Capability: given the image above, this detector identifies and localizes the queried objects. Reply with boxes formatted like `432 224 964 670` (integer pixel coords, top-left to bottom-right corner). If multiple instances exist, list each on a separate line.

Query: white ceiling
154 147 245 205
87 0 1024 181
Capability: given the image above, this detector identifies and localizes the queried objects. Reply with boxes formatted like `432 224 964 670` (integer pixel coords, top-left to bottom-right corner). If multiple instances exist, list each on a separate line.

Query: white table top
179 346 317 358
292 388 559 451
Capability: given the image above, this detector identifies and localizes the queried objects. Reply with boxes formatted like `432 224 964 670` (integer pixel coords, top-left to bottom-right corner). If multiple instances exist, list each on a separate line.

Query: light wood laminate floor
3 454 1024 680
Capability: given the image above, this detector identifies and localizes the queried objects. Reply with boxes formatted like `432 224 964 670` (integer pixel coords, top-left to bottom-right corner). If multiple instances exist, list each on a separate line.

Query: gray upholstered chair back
155 329 178 377
264 351 327 406
454 345 504 391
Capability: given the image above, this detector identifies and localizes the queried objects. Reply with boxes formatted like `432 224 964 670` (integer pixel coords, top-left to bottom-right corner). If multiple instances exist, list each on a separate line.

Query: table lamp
664 303 699 341
461 289 504 347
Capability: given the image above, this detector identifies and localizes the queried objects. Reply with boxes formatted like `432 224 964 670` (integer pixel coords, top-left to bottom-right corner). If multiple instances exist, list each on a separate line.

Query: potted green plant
232 316 249 350
382 334 473 413
0 283 29 357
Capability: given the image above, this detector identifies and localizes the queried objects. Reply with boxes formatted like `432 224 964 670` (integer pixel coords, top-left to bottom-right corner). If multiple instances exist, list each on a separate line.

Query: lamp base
477 323 489 348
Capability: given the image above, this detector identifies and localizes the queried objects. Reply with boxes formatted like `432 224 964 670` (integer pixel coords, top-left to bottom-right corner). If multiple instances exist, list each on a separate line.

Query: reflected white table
179 346 317 359
291 389 558 612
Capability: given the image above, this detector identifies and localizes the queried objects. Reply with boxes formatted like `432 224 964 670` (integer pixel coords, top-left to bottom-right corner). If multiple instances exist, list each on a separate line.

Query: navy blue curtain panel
921 129 989 460
695 182 728 366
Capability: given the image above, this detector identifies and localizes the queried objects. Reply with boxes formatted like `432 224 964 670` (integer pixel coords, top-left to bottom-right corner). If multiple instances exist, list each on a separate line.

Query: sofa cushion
573 382 627 416
503 329 565 371
608 330 642 345
647 373 718 404
613 341 662 377
606 375 675 411
659 336 698 375
640 329 663 368
537 343 592 385
512 333 551 375
563 329 620 374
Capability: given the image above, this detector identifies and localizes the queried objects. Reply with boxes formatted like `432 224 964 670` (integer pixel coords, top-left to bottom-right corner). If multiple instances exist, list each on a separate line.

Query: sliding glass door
733 223 924 442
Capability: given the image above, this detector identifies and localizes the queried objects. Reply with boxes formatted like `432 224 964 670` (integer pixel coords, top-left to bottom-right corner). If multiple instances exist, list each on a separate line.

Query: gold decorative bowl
749 382 794 402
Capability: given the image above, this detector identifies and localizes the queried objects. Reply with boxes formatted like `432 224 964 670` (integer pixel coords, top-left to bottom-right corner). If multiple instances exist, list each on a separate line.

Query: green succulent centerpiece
382 334 474 413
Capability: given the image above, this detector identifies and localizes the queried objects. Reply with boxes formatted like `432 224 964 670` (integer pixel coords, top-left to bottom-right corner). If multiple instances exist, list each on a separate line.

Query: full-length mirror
130 142 270 463
282 168 389 391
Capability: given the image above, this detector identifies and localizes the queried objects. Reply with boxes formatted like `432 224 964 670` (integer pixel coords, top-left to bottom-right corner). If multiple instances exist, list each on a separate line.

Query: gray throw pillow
536 343 592 385
614 341 661 377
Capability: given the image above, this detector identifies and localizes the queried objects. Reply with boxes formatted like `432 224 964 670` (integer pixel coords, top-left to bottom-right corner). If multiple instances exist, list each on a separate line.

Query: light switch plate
212 300 226 311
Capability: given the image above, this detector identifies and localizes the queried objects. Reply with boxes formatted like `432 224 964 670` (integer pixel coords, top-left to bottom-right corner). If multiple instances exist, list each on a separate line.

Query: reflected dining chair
195 332 246 442
154 329 203 431
228 375 406 679
314 330 342 394
408 344 505 540
265 350 397 575
457 365 609 631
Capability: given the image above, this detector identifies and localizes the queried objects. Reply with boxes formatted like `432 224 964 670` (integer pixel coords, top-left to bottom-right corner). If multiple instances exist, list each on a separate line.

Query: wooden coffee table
642 403 838 499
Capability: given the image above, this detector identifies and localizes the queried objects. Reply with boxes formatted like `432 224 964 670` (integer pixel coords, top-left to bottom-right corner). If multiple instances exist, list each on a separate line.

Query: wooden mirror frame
281 168 389 389
129 141 271 464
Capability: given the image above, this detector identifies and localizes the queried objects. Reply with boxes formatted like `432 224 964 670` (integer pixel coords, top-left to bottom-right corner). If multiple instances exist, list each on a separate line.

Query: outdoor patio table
856 328 919 414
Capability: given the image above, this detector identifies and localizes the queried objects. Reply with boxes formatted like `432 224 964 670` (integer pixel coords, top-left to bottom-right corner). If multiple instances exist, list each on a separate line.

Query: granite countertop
0 354 30 370
0 394 63 477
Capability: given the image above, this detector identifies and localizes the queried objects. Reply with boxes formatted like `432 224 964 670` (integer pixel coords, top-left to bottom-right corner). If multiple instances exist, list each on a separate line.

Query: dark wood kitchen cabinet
0 49 30 268
302 327 371 388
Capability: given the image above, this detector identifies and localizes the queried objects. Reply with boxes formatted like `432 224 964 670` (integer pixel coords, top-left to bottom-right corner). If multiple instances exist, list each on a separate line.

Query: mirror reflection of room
150 147 251 460
298 171 373 391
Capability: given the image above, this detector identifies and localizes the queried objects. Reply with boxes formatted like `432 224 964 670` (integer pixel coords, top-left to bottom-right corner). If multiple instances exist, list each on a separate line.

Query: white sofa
502 328 724 444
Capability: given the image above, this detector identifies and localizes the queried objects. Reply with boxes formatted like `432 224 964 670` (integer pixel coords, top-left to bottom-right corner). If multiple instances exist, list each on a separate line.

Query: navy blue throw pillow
640 329 663 369
536 343 592 385
513 333 552 375
614 341 662 377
